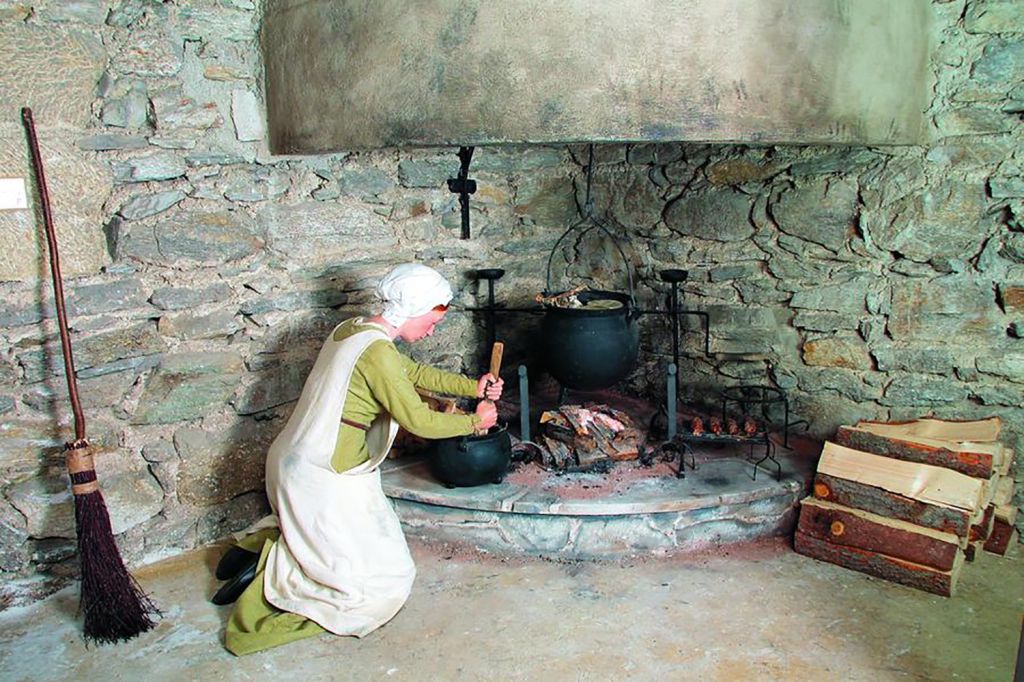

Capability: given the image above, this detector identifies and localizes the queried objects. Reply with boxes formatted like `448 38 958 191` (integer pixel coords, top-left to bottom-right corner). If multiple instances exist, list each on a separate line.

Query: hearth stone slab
382 448 813 559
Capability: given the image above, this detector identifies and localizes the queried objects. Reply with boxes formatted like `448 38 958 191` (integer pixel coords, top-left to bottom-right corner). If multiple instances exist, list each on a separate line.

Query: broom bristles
68 445 160 644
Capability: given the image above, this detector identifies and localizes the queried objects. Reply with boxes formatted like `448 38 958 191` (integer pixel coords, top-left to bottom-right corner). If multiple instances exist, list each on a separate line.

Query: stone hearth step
382 446 814 559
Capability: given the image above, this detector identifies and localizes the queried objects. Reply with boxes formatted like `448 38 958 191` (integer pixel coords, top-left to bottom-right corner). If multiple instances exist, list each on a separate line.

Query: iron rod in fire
667 363 678 440
518 365 530 442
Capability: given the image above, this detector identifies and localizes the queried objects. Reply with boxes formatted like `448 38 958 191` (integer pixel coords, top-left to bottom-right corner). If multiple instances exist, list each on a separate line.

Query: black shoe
215 546 260 581
211 554 259 606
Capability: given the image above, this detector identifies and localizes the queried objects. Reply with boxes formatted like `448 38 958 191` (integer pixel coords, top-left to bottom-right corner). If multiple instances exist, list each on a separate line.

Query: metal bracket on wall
447 146 476 239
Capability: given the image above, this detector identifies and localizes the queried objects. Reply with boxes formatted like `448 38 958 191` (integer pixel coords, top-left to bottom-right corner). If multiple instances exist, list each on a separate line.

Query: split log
798 498 961 571
794 531 963 597
983 519 1018 556
993 475 1014 507
818 442 986 514
835 425 1002 479
537 404 640 469
854 416 1001 443
813 473 972 537
968 504 997 544
998 449 1015 477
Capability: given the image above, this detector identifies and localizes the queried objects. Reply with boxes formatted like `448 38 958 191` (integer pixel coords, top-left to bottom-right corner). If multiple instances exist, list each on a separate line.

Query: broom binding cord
66 442 99 495
21 107 158 643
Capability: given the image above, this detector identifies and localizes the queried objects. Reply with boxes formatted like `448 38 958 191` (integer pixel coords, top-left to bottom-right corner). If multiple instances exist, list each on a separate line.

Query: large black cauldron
539 290 640 390
430 424 511 487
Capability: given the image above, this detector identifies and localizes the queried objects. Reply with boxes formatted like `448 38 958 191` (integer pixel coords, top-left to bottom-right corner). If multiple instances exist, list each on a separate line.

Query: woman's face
399 308 447 342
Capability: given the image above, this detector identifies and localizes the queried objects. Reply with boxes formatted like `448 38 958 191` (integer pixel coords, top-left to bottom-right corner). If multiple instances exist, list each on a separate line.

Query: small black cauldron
429 424 511 488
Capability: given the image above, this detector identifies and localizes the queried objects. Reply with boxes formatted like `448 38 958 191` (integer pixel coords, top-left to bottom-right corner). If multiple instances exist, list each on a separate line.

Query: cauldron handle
543 146 636 310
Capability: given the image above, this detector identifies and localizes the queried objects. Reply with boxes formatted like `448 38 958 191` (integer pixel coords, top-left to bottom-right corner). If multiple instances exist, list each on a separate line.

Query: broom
21 107 159 643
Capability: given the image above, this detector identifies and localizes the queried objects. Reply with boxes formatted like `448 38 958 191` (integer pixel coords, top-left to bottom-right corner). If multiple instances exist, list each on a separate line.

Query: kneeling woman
219 264 503 655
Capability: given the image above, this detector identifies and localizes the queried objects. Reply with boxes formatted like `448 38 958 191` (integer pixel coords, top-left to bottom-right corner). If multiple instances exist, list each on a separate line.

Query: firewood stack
537 404 640 470
794 417 1017 597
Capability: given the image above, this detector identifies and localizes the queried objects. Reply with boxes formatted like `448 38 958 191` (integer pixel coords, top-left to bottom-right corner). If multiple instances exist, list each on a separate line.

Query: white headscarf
375 263 453 327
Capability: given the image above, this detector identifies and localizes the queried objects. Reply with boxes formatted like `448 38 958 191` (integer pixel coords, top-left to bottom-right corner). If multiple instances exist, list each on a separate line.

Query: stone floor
0 537 1021 681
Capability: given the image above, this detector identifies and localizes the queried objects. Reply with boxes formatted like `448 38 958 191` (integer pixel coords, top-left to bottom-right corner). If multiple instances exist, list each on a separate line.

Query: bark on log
983 519 1017 556
794 531 962 597
835 426 997 479
798 499 960 571
813 473 972 538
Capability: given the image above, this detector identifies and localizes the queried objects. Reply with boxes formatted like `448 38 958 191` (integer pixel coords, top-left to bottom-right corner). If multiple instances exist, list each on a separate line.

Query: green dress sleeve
362 341 481 438
399 354 479 398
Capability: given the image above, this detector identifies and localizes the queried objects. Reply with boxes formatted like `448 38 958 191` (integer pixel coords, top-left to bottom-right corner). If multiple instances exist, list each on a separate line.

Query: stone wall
0 0 1020 605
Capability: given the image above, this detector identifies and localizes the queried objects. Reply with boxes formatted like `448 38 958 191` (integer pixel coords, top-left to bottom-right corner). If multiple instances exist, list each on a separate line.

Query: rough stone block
790 275 874 314
111 153 187 183
889 278 1003 341
511 172 578 227
173 424 278 506
791 366 881 402
772 177 857 251
222 166 290 202
150 282 233 310
73 322 167 371
871 346 958 375
120 209 263 265
934 107 1013 136
499 514 574 554
925 137 1016 169
195 492 271 543
966 1 1024 34
990 176 1024 199
802 336 873 370
118 190 187 221
572 515 678 557
7 456 163 538
705 305 779 355
66 277 148 317
881 374 970 406
663 190 754 242
397 158 452 188
178 6 255 43
976 355 1024 383
232 354 315 415
132 352 244 424
998 282 1024 315
338 168 394 198
157 309 242 340
867 180 988 262
791 311 860 333
101 85 150 129
970 37 1024 93
112 26 184 77
258 200 396 266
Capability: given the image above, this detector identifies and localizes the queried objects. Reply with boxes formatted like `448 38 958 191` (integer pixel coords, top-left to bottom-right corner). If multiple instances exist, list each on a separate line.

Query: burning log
537 403 639 470
691 417 704 436
726 418 740 436
743 417 758 437
708 417 723 435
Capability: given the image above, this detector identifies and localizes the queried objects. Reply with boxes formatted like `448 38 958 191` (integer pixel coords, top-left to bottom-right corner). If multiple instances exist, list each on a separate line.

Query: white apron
260 323 414 637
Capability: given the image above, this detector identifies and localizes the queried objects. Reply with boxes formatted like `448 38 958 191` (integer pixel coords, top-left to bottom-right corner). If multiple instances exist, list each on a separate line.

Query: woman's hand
475 400 498 430
476 373 504 401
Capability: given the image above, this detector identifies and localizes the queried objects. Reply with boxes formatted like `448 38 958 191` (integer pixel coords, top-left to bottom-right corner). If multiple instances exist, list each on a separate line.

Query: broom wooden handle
489 342 504 380
21 108 87 443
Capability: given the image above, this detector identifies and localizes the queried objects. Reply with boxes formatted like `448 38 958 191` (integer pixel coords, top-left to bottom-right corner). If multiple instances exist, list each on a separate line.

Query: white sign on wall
0 178 28 211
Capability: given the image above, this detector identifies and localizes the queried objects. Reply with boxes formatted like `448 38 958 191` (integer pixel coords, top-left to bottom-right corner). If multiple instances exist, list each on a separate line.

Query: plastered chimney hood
261 0 932 153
